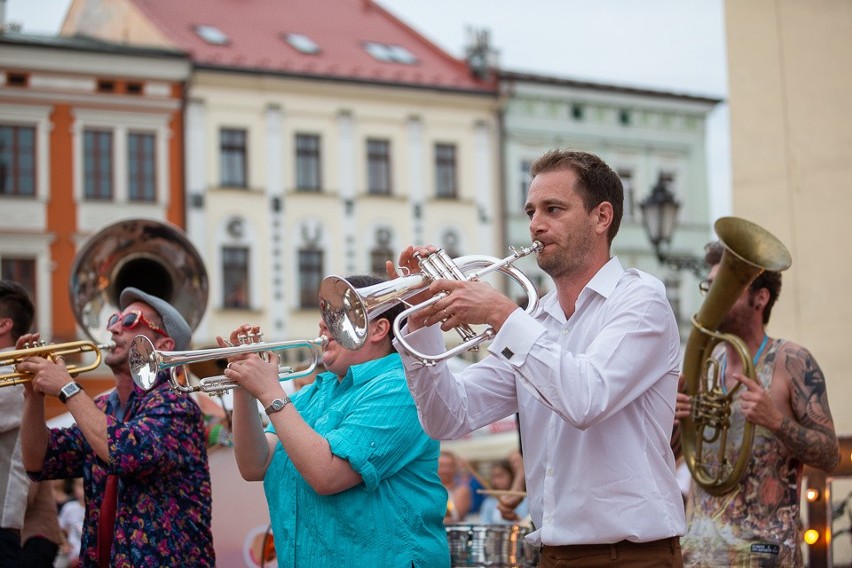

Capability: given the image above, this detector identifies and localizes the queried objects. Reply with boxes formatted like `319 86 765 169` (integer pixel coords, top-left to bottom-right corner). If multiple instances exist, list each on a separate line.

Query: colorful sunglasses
107 310 167 337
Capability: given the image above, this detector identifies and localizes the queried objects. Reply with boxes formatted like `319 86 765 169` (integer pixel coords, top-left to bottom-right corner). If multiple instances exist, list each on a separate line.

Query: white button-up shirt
396 257 685 545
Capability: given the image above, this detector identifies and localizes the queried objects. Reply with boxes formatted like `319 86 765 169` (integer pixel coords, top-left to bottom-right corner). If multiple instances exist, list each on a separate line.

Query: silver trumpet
319 241 542 366
129 333 328 394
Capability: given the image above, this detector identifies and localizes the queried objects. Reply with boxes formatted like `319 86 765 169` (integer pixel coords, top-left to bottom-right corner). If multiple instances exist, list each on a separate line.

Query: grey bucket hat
119 287 191 350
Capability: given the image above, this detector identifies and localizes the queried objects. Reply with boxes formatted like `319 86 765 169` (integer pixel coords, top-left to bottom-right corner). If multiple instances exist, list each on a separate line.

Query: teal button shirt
264 352 449 567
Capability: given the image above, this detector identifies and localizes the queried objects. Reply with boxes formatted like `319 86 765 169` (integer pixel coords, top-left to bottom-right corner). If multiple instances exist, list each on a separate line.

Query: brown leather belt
543 536 679 555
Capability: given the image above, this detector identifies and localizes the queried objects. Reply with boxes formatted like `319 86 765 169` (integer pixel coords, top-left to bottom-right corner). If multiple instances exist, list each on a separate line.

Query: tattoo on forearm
775 347 839 472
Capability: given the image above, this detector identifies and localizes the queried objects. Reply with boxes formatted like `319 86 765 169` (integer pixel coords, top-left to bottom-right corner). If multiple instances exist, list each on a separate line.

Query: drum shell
445 523 538 568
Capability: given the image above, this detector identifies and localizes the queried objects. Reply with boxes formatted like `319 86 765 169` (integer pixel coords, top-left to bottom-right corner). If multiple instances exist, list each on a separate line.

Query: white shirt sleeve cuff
487 308 546 365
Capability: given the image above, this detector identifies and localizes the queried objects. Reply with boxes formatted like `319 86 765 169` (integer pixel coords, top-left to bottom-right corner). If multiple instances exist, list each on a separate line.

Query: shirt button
544 516 553 524
546 468 554 476
562 328 569 335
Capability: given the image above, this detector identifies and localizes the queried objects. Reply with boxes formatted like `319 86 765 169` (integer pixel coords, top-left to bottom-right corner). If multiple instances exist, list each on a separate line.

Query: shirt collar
584 256 625 299
315 352 402 387
539 256 625 321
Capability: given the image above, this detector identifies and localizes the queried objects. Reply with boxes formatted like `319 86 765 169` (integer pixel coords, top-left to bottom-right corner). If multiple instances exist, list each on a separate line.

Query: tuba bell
680 216 791 495
70 218 208 348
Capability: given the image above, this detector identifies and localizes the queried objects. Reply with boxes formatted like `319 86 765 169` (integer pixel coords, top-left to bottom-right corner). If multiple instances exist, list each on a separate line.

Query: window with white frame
128 132 156 202
220 128 247 188
73 110 168 206
84 129 113 200
618 169 635 223
367 139 391 196
0 124 36 197
435 143 457 199
222 246 250 309
295 134 321 191
298 247 323 308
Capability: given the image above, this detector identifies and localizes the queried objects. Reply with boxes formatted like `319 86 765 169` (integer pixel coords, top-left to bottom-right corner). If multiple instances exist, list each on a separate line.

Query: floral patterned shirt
29 375 215 567
682 339 802 568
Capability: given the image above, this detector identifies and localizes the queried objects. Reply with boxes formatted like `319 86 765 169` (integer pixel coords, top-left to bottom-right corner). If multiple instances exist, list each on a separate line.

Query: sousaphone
69 218 208 347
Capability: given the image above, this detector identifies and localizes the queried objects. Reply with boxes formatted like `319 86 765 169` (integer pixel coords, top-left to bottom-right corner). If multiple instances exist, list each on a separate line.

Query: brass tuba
681 216 791 495
69 218 208 348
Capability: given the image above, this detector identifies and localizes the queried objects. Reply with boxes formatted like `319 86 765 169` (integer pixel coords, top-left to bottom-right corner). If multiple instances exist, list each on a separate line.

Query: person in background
438 450 473 523
57 478 84 568
0 280 35 566
223 275 449 568
478 455 529 525
21 480 63 567
17 287 215 567
391 149 685 567
676 241 839 567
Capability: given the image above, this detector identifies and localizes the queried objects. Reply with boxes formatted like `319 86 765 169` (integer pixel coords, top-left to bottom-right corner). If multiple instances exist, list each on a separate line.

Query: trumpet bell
130 335 160 390
319 273 427 351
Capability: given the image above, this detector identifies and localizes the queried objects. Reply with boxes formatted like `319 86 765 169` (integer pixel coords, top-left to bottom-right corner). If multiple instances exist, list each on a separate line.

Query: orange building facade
0 33 190 415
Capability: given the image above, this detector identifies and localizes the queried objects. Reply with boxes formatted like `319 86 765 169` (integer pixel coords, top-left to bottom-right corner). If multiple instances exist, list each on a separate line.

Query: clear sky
4 0 731 217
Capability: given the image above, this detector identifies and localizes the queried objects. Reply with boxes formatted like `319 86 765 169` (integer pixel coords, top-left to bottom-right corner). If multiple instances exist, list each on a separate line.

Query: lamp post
639 173 705 278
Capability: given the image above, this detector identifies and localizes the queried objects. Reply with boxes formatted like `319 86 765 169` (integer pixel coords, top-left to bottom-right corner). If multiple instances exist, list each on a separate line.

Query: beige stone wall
725 0 852 437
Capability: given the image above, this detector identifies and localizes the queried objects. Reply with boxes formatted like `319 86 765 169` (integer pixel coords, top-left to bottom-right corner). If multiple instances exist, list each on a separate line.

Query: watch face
62 383 79 396
266 398 288 414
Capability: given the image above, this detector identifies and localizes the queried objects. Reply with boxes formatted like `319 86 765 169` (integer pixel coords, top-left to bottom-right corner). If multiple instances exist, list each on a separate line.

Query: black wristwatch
58 381 84 404
264 395 291 416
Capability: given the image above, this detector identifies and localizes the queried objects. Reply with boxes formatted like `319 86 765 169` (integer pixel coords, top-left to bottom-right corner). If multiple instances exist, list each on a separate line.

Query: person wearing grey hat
16 287 215 567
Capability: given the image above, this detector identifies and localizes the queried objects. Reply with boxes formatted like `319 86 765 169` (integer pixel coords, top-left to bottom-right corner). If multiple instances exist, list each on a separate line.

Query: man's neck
552 257 609 319
112 369 135 404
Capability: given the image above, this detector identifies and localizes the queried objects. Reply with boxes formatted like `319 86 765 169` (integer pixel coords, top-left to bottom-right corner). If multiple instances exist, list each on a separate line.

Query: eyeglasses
107 310 168 337
698 279 713 295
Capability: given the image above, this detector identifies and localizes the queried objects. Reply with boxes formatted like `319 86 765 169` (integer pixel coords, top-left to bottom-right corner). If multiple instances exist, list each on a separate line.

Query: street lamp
639 173 705 278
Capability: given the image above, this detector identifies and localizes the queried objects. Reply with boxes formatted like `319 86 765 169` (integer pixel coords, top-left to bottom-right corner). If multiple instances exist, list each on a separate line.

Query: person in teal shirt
223 275 449 568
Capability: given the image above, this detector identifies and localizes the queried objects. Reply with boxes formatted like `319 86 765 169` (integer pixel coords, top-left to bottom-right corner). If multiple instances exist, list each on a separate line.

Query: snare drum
445 523 539 568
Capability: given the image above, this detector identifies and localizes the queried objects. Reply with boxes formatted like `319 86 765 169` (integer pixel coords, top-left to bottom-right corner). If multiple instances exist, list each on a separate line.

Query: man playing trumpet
16 287 215 567
222 275 449 568
391 149 685 567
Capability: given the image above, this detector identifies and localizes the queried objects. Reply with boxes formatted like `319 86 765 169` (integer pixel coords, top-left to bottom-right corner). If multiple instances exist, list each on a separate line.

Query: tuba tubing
680 216 791 495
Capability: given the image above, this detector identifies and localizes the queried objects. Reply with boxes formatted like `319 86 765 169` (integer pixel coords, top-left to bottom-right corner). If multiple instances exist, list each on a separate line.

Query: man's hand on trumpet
13 332 71 398
387 245 521 333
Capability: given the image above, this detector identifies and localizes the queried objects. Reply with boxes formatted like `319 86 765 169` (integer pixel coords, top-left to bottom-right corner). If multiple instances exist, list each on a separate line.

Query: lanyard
720 334 768 393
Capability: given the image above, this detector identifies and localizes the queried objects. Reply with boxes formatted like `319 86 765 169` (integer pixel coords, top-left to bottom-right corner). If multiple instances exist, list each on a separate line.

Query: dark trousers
21 536 58 568
0 528 21 568
539 537 683 568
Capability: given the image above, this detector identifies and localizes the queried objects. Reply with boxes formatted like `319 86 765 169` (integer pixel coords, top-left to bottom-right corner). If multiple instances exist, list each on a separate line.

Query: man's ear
153 335 177 353
370 317 391 343
0 317 12 336
594 201 613 236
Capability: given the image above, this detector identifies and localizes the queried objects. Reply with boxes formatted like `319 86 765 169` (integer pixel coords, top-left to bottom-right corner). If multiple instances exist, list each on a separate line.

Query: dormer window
363 42 417 64
195 25 229 45
284 33 320 54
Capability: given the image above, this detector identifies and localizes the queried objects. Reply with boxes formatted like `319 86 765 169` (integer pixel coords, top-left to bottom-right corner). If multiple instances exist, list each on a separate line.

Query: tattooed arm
774 343 840 472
